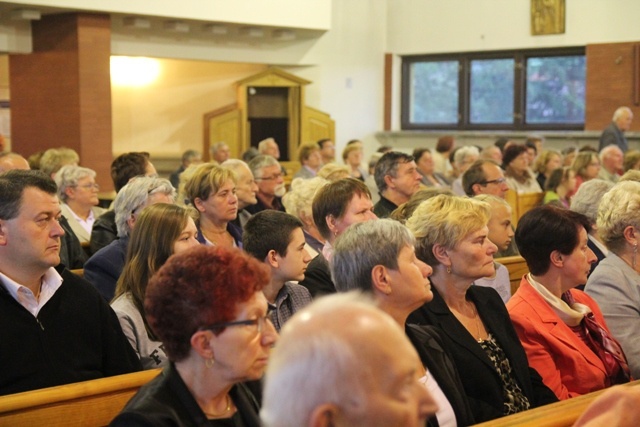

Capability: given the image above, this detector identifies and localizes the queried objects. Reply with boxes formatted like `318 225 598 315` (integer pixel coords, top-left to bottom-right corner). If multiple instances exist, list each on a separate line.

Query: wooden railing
496 255 528 296
0 369 160 426
505 190 544 227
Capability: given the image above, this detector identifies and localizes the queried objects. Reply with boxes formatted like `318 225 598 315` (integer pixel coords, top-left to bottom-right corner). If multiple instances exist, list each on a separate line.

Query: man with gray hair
246 154 286 214
222 158 259 228
261 292 437 427
84 177 175 300
598 145 623 183
599 106 634 152
210 142 231 164
169 149 201 188
571 179 615 280
258 137 280 159
373 151 422 218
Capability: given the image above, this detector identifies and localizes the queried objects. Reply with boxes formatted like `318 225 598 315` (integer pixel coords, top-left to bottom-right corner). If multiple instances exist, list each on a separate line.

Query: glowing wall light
110 56 160 86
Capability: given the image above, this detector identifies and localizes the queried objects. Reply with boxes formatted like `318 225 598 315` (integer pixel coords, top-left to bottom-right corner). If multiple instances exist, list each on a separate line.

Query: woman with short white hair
282 177 329 258
55 165 105 243
586 180 640 379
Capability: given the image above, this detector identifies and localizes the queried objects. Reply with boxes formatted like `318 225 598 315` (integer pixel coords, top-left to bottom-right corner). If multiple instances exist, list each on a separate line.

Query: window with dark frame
401 47 586 131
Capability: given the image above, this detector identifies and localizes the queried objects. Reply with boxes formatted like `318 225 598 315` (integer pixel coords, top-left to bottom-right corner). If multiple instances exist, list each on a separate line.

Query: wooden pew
0 369 160 427
473 379 640 426
506 190 544 227
496 255 528 296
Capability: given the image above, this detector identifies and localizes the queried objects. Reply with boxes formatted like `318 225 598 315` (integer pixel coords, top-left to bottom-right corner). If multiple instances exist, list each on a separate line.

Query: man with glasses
463 159 518 256
247 155 286 214
462 159 510 199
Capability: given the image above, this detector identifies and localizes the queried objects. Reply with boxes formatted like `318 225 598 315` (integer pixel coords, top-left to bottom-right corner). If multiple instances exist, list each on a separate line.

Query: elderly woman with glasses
406 195 557 423
586 181 640 379
111 246 277 426
55 164 105 243
332 219 475 427
508 205 630 401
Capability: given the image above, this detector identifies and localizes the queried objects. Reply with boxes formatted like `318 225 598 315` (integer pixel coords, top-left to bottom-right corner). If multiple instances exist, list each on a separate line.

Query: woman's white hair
114 176 176 237
597 181 640 253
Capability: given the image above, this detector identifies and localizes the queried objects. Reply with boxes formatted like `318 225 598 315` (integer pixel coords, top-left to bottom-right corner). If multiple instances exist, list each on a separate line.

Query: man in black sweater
0 170 141 396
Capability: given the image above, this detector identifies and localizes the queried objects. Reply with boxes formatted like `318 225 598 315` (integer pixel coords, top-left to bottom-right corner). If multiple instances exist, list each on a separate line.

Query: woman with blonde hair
282 177 329 258
534 150 562 190
184 163 242 248
342 144 367 181
586 181 640 379
111 203 199 369
406 195 557 422
55 164 106 243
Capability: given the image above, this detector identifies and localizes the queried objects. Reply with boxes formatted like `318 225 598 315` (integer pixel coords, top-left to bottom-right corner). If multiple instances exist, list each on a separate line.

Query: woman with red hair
111 246 277 426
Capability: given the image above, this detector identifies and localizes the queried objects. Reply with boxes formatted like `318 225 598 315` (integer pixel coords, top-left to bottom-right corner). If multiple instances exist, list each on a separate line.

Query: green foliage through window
401 48 585 130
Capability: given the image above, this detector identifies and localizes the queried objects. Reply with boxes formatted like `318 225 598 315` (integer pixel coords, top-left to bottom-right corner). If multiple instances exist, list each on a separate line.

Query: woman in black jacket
332 219 475 427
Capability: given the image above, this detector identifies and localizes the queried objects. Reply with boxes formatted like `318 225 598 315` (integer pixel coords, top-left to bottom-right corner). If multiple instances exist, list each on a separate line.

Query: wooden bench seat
0 369 160 426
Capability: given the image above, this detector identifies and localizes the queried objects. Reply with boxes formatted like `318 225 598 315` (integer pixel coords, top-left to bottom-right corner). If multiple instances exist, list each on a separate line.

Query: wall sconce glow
110 56 160 86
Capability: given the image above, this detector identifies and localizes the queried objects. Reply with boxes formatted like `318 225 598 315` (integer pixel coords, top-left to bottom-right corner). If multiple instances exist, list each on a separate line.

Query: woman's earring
446 265 452 274
205 357 215 369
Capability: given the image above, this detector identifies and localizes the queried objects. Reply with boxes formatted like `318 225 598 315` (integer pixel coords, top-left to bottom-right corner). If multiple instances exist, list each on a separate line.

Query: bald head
262 292 436 427
0 153 30 173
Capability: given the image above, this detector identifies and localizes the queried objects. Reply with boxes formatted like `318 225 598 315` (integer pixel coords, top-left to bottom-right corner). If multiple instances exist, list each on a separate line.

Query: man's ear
0 220 8 246
371 264 391 295
383 174 395 189
309 403 340 427
265 249 280 269
471 183 482 195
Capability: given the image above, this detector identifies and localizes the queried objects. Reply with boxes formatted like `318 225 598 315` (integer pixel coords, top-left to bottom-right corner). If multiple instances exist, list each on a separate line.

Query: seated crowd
1 133 639 427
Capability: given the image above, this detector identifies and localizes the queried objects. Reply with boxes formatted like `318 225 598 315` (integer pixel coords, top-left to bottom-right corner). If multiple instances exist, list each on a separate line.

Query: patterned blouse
478 333 531 415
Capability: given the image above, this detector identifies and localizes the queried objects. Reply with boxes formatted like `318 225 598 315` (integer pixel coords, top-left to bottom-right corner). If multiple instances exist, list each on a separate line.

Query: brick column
10 13 113 190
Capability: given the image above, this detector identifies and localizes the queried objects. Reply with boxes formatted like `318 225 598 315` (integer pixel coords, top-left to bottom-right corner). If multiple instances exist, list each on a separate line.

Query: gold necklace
469 302 482 341
203 394 231 418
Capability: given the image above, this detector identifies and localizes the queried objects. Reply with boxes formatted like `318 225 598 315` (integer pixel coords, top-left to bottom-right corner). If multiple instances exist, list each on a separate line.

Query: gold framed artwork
531 0 565 35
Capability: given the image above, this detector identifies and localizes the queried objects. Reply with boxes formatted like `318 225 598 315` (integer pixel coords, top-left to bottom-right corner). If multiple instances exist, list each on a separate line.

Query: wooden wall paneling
585 41 640 131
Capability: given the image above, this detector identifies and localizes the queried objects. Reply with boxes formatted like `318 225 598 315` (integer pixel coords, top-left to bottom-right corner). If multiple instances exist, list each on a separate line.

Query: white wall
387 0 640 54
6 0 331 30
383 0 640 153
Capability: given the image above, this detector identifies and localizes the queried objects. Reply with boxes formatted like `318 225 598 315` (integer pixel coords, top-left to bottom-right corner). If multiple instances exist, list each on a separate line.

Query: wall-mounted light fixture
202 24 228 35
10 8 41 21
123 17 151 29
239 27 264 38
163 21 190 33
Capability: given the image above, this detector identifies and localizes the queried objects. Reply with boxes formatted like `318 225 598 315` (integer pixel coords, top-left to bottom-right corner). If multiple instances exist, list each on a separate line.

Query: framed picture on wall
531 0 565 35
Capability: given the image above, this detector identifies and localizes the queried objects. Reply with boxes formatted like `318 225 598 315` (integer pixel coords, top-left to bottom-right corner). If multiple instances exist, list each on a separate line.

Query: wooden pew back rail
0 369 160 427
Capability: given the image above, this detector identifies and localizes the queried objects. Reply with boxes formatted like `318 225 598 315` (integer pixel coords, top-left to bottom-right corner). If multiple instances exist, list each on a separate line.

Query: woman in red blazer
507 205 630 400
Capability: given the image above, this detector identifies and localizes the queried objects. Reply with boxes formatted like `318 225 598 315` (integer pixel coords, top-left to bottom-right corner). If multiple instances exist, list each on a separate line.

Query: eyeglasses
481 178 506 186
203 314 273 334
255 173 283 181
74 183 100 190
